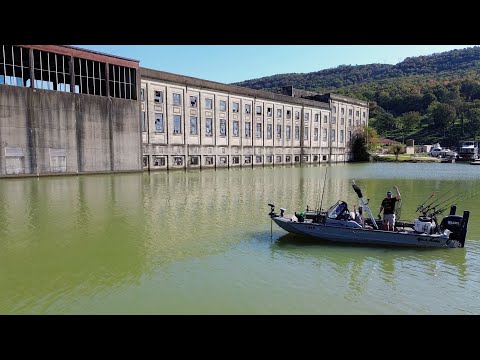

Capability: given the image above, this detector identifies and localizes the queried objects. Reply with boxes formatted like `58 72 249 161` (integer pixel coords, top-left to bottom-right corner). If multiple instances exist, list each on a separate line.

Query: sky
77 45 477 84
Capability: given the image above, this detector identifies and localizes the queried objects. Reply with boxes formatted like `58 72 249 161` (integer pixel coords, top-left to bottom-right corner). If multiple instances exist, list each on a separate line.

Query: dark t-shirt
381 197 398 215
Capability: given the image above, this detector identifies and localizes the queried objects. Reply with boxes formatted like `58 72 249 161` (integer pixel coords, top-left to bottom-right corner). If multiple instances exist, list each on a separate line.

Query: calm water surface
1 162 480 314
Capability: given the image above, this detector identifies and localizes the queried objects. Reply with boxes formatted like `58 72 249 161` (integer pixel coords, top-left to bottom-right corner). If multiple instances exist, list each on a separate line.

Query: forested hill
232 47 480 93
232 46 480 147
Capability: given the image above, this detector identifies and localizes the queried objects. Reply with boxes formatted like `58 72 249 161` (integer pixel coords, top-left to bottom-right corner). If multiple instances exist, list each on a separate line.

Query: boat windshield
327 201 349 220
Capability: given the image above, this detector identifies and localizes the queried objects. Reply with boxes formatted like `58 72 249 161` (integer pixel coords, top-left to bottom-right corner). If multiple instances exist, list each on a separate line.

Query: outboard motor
439 211 469 247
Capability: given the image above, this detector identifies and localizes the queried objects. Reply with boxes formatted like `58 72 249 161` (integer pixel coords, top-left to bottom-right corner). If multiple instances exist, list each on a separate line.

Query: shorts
384 213 396 225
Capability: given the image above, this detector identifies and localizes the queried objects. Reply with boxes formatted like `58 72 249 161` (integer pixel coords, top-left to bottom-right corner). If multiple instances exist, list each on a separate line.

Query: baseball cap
387 191 392 196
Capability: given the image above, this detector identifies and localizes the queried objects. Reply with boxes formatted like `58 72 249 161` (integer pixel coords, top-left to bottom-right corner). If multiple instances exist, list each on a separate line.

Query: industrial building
1 45 369 177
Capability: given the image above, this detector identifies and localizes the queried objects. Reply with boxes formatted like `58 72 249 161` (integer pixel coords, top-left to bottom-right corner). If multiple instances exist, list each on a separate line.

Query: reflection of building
1 45 369 177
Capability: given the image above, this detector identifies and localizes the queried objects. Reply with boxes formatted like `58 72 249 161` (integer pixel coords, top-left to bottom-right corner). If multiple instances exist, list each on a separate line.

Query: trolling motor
268 203 276 217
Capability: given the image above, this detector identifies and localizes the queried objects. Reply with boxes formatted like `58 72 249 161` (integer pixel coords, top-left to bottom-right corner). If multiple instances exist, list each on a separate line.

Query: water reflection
0 162 479 314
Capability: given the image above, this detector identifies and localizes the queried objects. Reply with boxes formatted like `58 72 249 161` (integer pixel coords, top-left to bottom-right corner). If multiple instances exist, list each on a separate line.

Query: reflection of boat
470 160 480 165
440 155 456 163
268 182 470 248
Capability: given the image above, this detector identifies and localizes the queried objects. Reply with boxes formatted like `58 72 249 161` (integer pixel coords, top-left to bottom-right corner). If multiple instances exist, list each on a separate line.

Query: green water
1 162 480 314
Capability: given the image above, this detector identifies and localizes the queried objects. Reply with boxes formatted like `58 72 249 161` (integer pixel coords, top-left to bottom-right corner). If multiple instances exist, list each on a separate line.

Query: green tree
390 144 405 161
350 133 370 161
465 107 480 139
429 102 457 137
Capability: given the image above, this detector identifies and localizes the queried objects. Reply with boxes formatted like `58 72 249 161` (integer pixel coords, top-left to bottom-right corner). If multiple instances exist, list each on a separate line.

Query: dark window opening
1 45 30 87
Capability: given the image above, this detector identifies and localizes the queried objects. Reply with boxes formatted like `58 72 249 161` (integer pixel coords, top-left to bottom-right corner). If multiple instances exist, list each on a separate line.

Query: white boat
268 182 470 248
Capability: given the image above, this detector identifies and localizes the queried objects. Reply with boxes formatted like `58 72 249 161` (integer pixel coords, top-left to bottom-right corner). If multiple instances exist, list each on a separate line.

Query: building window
267 107 272 117
245 122 251 138
285 155 291 162
173 115 182 134
276 155 282 163
304 127 309 140
233 121 239 137
173 156 184 166
205 156 214 165
356 110 360 117
1 46 30 88
141 111 146 132
315 114 319 122
349 119 352 127
363 111 366 118
232 156 240 164
323 155 327 161
245 103 251 114
340 129 344 143
348 130 352 141
294 156 300 163
220 100 227 112
295 126 299 140
266 155 273 163
277 124 282 139
173 93 181 106
143 156 149 168
286 110 291 119
154 90 163 103
256 123 262 138
244 156 252 164
286 125 291 140
107 63 136 99
140 88 145 101
341 117 344 125
314 128 318 141
267 124 272 139
232 102 239 113
256 156 262 163
153 156 166 167
295 111 300 120
341 108 345 115
305 113 309 121
323 115 328 123
256 106 262 115
356 120 360 126
190 156 199 165
349 109 352 116
333 106 337 114
205 98 213 110
313 155 318 162
190 117 198 135
155 113 164 132
220 119 226 136
205 118 213 136
219 156 227 165
323 129 327 141
362 121 366 127
277 109 282 118
190 96 197 108
331 129 336 142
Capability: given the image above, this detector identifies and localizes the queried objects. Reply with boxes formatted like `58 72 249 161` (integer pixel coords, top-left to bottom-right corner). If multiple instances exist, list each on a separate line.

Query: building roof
20 45 139 68
141 67 331 110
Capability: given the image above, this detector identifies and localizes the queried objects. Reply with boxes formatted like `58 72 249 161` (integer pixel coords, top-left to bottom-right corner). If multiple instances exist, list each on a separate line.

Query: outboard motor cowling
440 215 464 239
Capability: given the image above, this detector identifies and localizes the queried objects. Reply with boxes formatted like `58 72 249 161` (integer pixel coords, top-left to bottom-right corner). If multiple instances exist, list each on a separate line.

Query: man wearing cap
378 186 401 231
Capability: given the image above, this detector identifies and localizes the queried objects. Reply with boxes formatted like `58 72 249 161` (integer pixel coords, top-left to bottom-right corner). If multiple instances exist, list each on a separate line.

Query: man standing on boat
378 186 401 231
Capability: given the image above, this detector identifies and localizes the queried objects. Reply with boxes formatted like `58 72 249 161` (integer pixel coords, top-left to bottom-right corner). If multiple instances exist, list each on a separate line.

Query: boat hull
272 216 461 248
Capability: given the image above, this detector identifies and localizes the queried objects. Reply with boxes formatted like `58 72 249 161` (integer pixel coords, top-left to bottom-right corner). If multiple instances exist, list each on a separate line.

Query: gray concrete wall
0 85 141 177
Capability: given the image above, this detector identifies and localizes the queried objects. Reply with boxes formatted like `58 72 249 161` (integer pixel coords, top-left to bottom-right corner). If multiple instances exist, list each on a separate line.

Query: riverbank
371 154 439 163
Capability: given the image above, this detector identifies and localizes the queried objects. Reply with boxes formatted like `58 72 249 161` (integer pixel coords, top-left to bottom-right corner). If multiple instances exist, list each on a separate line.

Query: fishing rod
421 185 457 211
431 189 480 217
318 164 329 214
423 191 468 214
352 180 379 229
415 192 435 212
314 166 325 213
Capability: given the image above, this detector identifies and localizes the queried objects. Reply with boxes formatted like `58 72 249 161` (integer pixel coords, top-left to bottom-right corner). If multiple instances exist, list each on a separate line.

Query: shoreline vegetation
371 153 442 163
